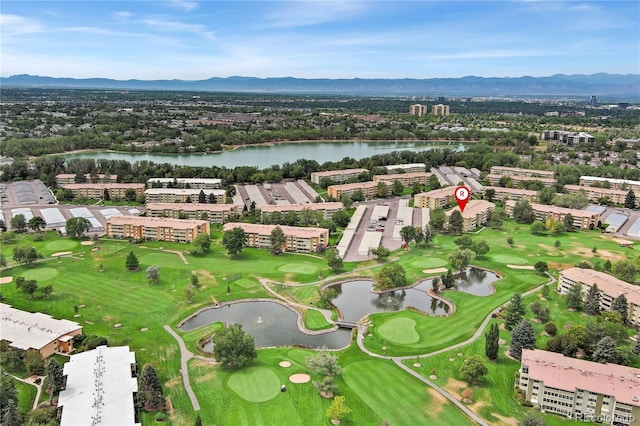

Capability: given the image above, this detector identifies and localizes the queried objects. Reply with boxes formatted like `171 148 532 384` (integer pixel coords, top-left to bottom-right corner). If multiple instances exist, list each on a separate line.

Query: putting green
45 240 78 252
491 254 528 265
227 367 281 402
21 267 58 281
377 317 419 344
277 263 319 274
411 258 448 269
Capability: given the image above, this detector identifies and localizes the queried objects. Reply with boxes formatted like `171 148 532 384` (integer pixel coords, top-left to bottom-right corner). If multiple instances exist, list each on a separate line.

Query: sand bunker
0 276 13 284
289 373 311 384
81 241 95 246
51 251 73 257
507 264 534 270
279 361 292 368
422 267 448 274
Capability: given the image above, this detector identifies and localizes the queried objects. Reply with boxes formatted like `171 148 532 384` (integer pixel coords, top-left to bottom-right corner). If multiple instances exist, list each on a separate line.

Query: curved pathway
163 325 201 411
10 374 44 410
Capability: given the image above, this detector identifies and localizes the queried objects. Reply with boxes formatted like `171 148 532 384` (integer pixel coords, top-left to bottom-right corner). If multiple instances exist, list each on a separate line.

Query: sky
1 1 639 80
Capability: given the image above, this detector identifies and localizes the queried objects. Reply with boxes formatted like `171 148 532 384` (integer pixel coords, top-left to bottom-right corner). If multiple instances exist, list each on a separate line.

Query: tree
146 266 160 284
391 180 404 196
26 350 45 375
504 294 527 331
612 294 629 325
269 226 286 255
0 253 6 267
0 375 19 420
554 240 561 249
325 248 343 273
46 358 64 402
422 224 433 245
326 396 350 423
510 320 536 360
411 181 422 196
184 286 195 303
195 414 203 426
633 335 640 356
40 284 54 299
191 232 212 255
223 227 246 257
583 284 601 316
2 402 21 426
12 245 42 266
428 174 441 190
534 261 548 275
530 220 546 235
198 189 206 204
314 375 337 397
592 336 626 365
138 364 166 411
563 213 575 231
613 260 637 283
306 348 342 377
624 189 636 209
538 187 555 205
458 355 488 384
441 269 455 289
28 216 46 232
191 273 200 288
485 323 499 360
208 192 217 204
10 214 27 232
103 188 110 201
371 246 390 260
447 210 464 235
65 217 91 239
565 282 583 310
454 235 473 249
399 226 416 246
374 263 406 291
213 323 257 368
512 199 535 224
545 334 577 357
126 251 139 271
530 301 550 323
544 322 557 336
351 189 365 202
332 210 351 228
470 240 489 258
16 277 38 298
484 188 496 202
430 208 446 231
521 411 547 426
448 248 474 273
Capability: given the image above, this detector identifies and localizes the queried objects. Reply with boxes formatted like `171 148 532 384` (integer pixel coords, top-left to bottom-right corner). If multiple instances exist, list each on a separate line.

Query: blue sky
1 1 638 79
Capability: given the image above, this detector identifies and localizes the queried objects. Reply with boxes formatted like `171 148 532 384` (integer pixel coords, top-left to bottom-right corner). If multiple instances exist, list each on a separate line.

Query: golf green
20 267 58 281
227 367 281 402
45 240 78 252
377 317 419 344
278 263 319 274
411 258 448 269
491 254 528 265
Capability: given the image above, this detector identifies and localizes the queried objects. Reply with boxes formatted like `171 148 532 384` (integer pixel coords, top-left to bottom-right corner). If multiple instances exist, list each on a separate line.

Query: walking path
163 325 201 411
10 374 44 410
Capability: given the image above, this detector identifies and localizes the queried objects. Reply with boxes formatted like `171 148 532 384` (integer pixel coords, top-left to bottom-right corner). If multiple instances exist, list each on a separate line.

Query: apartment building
146 177 222 189
445 200 495 232
385 163 427 174
541 130 595 146
579 176 640 198
484 186 539 203
558 267 640 326
373 172 432 187
144 188 226 204
409 104 427 116
327 181 382 200
505 200 600 229
223 222 329 253
55 173 117 186
518 349 640 424
310 168 369 185
564 184 627 205
260 202 344 221
414 187 455 209
487 175 557 187
488 166 557 187
63 183 146 200
106 216 210 243
432 104 450 116
145 203 238 224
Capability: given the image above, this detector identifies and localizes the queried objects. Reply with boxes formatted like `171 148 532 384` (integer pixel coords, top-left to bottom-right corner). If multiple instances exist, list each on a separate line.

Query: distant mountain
1 73 638 99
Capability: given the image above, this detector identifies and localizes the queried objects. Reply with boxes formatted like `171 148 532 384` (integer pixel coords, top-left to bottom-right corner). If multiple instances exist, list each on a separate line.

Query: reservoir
64 140 467 168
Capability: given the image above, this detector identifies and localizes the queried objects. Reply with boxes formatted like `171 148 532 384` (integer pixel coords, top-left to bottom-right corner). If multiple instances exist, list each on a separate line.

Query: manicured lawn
304 309 333 331
227 366 282 402
15 380 37 416
376 317 419 344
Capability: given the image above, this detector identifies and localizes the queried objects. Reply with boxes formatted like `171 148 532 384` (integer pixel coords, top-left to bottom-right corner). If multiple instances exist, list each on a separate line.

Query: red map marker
454 186 470 212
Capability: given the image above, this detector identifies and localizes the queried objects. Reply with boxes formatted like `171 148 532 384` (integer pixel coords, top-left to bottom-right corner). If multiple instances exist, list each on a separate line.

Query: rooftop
484 186 538 196
487 174 557 184
260 202 344 212
146 202 236 211
327 181 378 190
560 267 640 306
416 186 455 198
490 166 555 176
447 199 495 218
311 168 368 177
505 200 599 218
565 184 627 196
223 222 328 238
144 188 225 195
107 216 209 229
63 183 144 189
580 176 640 186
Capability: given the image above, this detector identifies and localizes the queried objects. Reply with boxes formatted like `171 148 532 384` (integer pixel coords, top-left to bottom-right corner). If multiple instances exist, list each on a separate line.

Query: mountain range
1 73 638 99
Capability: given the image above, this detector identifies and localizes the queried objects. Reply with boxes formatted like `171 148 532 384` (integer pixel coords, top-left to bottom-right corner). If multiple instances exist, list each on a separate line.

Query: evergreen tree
195 414 203 426
512 199 535 224
612 294 629 324
208 192 217 204
447 210 464 235
504 293 527 331
583 284 601 316
269 226 286 255
138 364 166 411
624 189 636 209
2 402 21 426
565 283 583 310
484 323 499 360
198 189 206 204
510 320 536 360
0 375 18 419
633 335 640 356
458 355 489 384
46 358 64 402
103 188 110 201
592 336 625 365
126 251 139 271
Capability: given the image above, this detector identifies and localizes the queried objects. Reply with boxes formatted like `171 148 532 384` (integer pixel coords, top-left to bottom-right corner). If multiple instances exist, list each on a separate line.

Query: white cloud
0 14 45 36
113 11 133 19
164 1 198 12
259 1 368 29
141 16 216 40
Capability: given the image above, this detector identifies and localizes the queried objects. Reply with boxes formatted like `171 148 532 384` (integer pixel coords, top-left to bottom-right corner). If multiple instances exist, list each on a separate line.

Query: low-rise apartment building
56 173 117 186
223 222 329 253
541 130 595 145
558 267 640 326
63 183 146 200
384 163 427 174
564 184 627 205
445 200 495 232
106 216 210 243
518 349 640 424
373 172 432 187
145 203 238 223
490 166 555 179
327 181 382 200
146 177 222 189
414 187 455 209
484 186 539 203
487 174 557 187
260 202 344 221
310 168 369 185
144 188 226 204
505 200 599 229
579 176 640 198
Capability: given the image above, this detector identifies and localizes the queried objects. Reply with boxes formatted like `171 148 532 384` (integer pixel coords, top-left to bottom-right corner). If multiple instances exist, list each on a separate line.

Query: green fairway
303 309 333 330
491 254 528 264
377 317 419 344
45 239 79 252
410 257 448 269
20 267 59 281
227 366 281 402
278 262 319 274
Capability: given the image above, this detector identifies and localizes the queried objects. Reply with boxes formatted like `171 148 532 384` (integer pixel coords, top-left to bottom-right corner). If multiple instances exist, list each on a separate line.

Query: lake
64 140 467 168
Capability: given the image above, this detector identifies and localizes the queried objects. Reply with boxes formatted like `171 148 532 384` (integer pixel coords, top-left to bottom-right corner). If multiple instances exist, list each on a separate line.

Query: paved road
163 325 201 411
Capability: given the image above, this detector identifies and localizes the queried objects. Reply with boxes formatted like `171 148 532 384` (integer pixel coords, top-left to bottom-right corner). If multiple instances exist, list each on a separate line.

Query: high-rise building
409 104 427 116
432 104 450 116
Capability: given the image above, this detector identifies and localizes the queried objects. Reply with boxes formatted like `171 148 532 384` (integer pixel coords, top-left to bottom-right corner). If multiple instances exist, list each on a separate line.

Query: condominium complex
145 203 239 224
445 200 495 232
409 104 427 116
62 183 146 200
564 184 628 205
384 163 427 174
147 177 222 189
223 222 329 253
484 186 539 203
373 172 432 187
310 168 369 185
579 176 640 197
488 166 557 187
58 346 140 426
541 130 595 145
106 216 210 243
0 303 82 357
144 188 226 204
505 200 600 229
558 267 640 326
432 104 450 116
260 202 344 221
55 173 117 186
414 187 455 209
327 181 382 200
518 349 639 424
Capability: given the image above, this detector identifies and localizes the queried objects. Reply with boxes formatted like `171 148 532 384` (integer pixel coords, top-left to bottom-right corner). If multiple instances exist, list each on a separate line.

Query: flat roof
560 267 640 306
490 166 554 176
108 216 208 229
505 200 599 218
447 200 495 219
311 168 368 177
376 172 432 180
63 183 145 189
0 303 81 351
580 176 640 186
487 174 557 184
147 177 221 183
40 208 66 226
385 163 426 170
223 222 327 238
146 202 237 212
144 188 225 195
521 349 640 406
58 346 140 426
416 186 455 199
565 184 627 196
484 186 538 196
327 181 378 190
260 202 343 213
